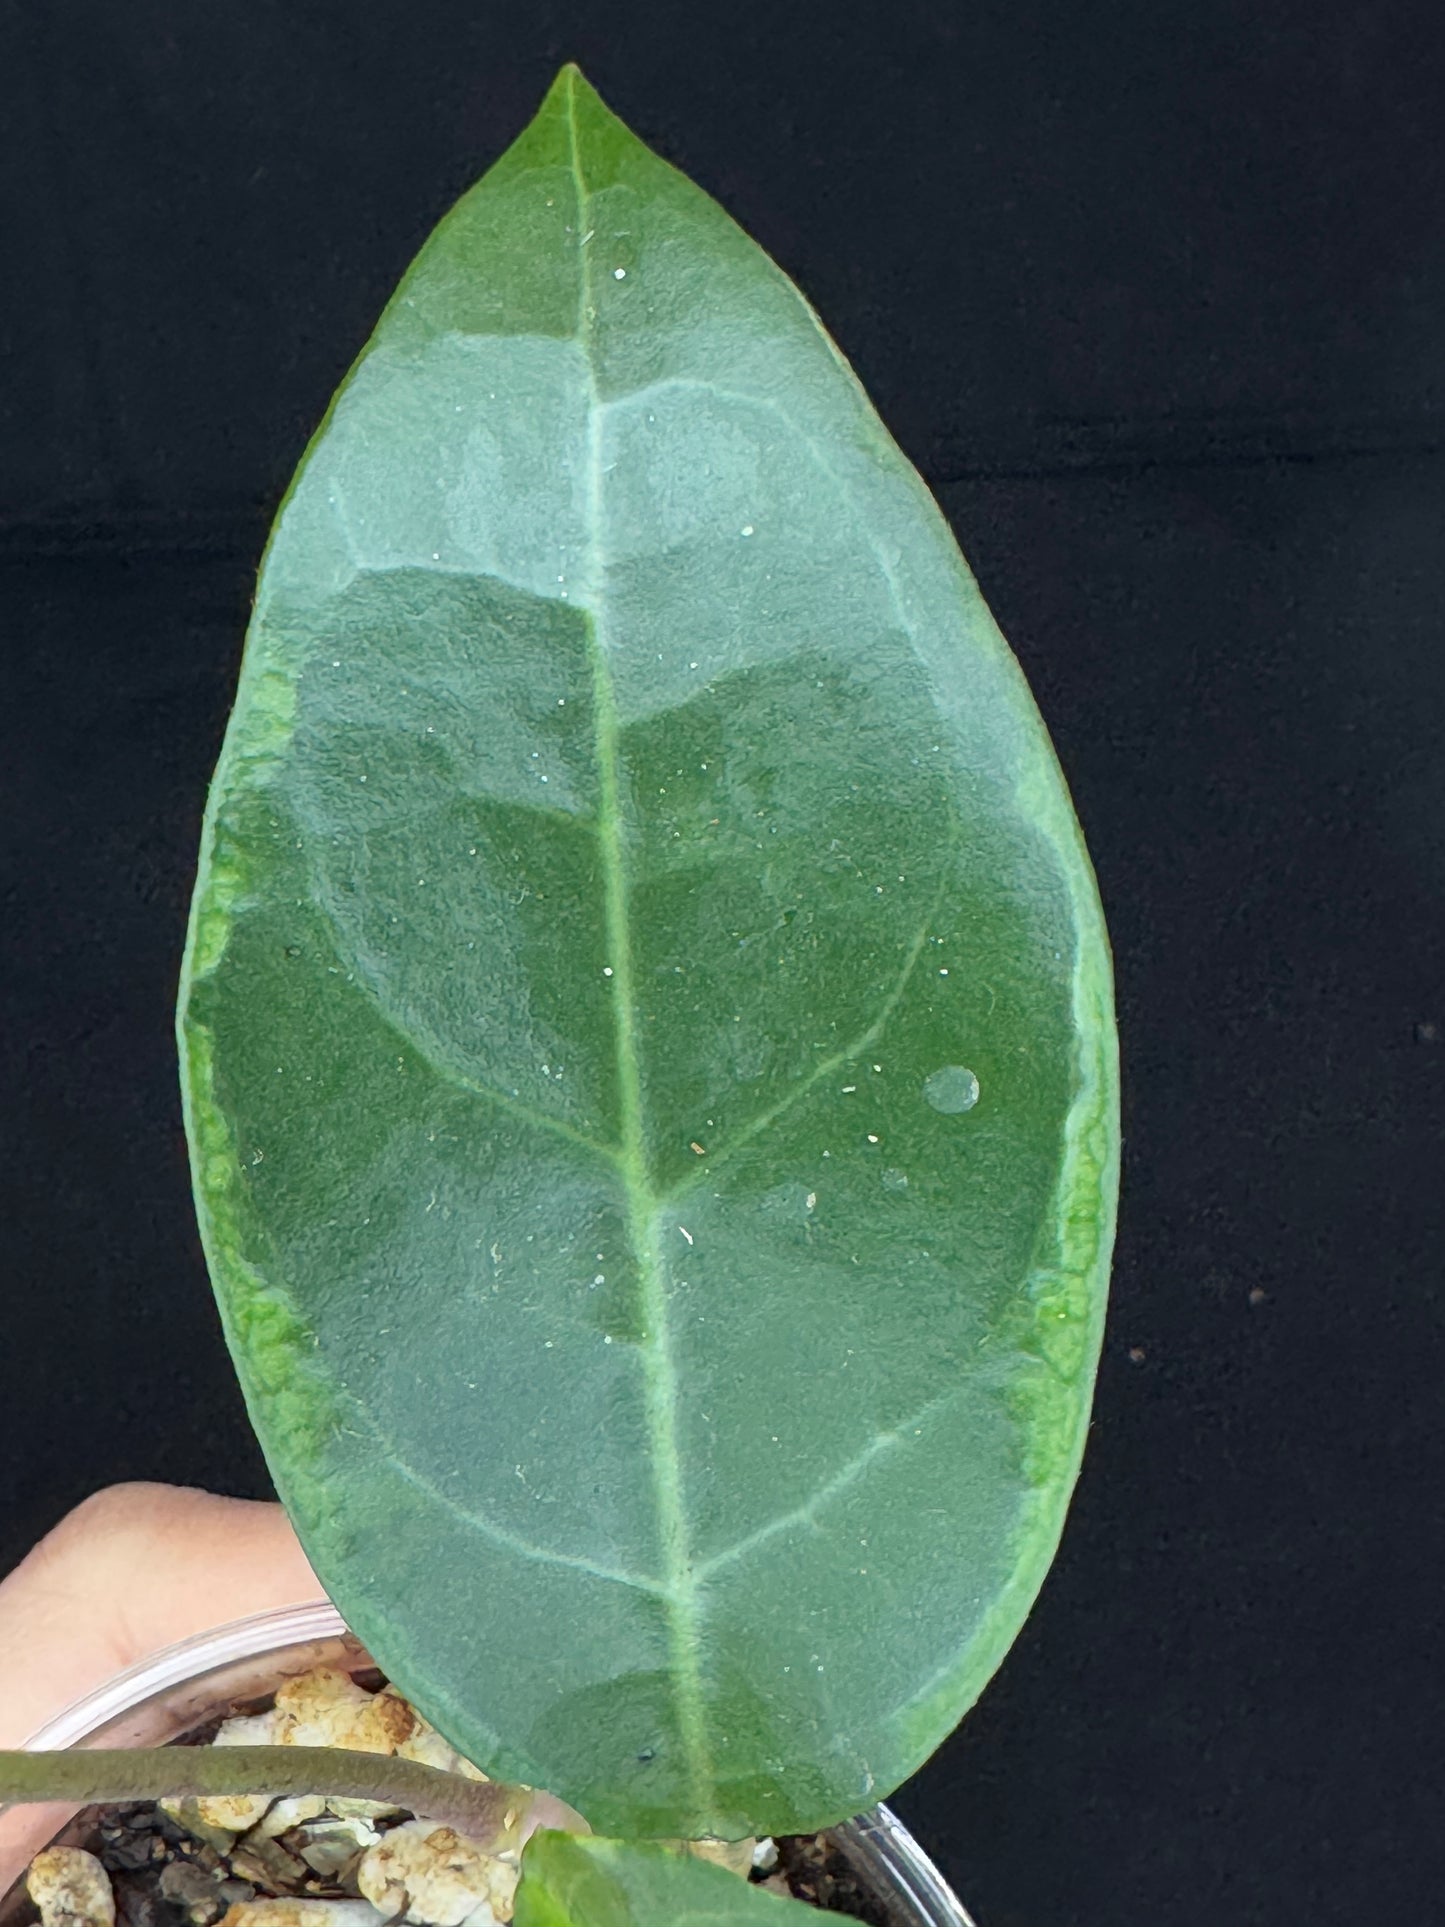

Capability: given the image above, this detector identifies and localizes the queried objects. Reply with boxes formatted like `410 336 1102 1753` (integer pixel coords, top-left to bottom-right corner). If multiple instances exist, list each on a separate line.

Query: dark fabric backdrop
2 4 1442 1923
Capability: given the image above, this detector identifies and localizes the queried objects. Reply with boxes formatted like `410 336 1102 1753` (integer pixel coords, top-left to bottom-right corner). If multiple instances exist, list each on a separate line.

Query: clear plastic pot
0 1603 974 1927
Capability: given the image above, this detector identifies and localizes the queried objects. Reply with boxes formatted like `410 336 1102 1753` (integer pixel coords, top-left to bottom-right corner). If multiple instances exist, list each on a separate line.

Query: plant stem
0 1746 583 1847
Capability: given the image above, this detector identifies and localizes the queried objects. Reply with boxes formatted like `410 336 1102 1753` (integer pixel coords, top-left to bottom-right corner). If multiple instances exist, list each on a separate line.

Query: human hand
0 1485 323 1889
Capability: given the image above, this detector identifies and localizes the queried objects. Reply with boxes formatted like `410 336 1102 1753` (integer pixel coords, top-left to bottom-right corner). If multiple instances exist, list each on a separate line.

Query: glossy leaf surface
180 66 1118 1839
515 1833 808 1927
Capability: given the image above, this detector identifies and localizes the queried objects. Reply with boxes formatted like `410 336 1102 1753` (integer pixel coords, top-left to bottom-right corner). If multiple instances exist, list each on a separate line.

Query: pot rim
17 1601 975 1927
22 1602 349 1750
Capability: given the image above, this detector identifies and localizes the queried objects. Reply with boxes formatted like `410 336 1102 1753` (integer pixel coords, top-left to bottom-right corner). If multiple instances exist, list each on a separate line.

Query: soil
768 1835 894 1927
5 1678 901 1925
12 1803 887 1926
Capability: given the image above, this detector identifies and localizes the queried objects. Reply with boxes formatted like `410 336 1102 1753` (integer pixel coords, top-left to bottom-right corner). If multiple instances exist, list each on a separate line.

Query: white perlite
178 1668 490 1838
357 1820 518 1927
149 1666 524 1925
25 1849 115 1927
218 1904 386 1927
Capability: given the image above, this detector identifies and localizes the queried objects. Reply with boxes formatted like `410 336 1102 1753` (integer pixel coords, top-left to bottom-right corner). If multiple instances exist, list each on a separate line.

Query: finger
0 1485 324 1887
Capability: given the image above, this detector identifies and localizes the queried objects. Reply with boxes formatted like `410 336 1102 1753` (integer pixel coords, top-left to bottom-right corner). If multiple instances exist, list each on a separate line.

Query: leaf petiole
0 1747 584 1848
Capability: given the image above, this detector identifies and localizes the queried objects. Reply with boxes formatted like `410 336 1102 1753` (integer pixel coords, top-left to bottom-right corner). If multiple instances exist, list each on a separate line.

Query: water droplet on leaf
923 1066 980 1114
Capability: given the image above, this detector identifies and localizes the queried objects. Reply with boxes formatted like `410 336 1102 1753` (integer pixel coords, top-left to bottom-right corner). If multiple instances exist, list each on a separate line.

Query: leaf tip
540 60 624 146
544 60 598 114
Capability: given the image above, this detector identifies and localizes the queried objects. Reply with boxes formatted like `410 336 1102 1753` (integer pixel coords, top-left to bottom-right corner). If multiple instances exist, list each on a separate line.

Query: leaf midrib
563 73 715 1815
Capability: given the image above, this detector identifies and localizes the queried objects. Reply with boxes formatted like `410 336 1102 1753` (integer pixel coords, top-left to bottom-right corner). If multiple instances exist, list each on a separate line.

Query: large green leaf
514 1832 809 1927
179 66 1117 1841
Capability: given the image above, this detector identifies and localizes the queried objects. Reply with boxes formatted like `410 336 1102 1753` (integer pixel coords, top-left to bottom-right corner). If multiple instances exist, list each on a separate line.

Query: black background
3 4 1443 1923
